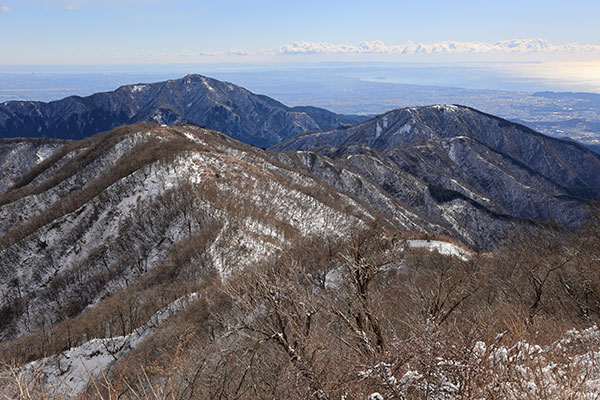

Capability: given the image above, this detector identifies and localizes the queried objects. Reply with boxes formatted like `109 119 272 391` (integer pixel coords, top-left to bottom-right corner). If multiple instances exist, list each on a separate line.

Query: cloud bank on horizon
198 39 600 58
0 5 10 12
271 39 600 56
200 39 600 57
189 39 600 65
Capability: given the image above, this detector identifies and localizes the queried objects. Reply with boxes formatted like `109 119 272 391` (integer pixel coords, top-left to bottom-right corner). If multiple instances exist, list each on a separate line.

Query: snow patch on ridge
432 104 460 112
201 77 216 93
398 123 412 135
131 85 148 93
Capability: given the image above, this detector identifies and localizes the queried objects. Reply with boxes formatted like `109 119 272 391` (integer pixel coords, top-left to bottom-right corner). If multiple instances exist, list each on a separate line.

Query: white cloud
267 39 600 56
62 0 87 10
226 49 250 56
199 49 250 57
0 5 11 12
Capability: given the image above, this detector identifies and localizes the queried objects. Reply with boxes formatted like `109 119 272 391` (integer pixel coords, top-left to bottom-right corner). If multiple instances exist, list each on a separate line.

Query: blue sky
1 0 600 64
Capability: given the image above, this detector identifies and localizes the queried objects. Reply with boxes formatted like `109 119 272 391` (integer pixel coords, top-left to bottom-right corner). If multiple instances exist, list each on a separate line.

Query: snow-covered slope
0 123 395 342
0 138 66 193
406 239 472 261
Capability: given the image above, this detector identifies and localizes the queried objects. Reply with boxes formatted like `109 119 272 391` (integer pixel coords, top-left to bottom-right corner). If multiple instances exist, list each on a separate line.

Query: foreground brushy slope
4 218 600 398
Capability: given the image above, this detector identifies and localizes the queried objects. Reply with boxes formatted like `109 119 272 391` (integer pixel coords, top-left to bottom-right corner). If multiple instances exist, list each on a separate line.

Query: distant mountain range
1 75 599 249
3 105 600 343
0 74 365 147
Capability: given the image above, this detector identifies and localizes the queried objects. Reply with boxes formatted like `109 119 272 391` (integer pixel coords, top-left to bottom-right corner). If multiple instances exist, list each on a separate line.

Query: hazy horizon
1 60 599 107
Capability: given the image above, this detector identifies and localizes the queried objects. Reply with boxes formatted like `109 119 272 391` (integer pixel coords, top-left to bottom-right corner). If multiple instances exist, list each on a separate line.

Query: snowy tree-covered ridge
273 104 600 249
0 123 392 343
0 137 67 193
1 293 198 397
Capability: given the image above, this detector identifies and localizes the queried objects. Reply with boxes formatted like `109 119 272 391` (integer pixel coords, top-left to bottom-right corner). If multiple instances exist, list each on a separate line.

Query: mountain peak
273 103 600 200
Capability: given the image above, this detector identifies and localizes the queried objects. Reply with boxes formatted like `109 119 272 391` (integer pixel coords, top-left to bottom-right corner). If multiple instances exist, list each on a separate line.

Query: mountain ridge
271 104 600 248
273 104 600 190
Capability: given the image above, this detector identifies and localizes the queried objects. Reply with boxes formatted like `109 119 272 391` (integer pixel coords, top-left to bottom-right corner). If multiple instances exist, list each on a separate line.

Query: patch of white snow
6 293 198 396
406 240 472 261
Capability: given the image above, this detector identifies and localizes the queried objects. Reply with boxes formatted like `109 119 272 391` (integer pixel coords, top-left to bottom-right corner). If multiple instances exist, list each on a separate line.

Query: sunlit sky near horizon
1 0 600 65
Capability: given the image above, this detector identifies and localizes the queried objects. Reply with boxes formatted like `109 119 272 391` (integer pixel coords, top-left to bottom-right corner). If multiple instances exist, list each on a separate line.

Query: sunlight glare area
503 61 600 92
